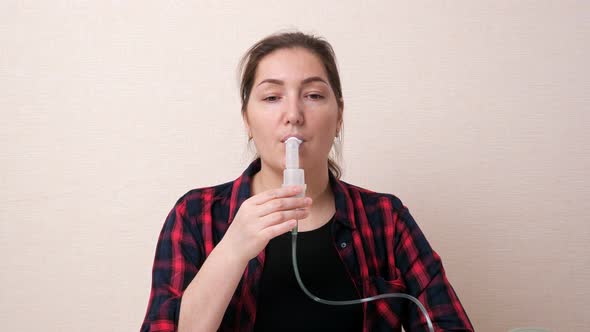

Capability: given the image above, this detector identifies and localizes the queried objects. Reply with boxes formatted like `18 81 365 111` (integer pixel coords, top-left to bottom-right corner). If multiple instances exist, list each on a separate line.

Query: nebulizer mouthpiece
283 137 305 190
283 137 306 235
283 137 434 332
285 137 301 169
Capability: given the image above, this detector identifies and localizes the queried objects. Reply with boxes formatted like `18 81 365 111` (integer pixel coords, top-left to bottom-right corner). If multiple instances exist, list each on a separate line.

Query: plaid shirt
141 159 474 332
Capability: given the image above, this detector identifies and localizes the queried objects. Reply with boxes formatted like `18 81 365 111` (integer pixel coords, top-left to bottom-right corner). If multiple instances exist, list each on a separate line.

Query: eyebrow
256 76 329 87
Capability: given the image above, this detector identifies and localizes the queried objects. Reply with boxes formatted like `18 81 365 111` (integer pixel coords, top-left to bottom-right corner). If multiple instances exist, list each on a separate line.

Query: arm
141 186 310 332
140 198 251 332
177 241 249 332
140 197 203 332
394 204 474 332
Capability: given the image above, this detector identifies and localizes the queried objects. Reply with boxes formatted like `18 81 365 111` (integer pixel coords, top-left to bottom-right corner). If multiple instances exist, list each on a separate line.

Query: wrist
215 239 251 268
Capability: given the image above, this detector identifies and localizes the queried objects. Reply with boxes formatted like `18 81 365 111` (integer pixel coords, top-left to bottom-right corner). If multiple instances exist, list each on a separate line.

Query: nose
284 97 304 126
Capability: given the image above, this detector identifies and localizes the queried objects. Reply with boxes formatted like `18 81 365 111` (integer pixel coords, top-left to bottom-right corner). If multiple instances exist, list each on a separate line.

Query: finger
257 196 312 217
250 186 304 205
261 219 298 241
259 208 309 228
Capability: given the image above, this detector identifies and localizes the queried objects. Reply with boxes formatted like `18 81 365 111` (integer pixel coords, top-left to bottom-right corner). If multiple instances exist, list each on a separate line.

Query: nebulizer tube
282 137 434 332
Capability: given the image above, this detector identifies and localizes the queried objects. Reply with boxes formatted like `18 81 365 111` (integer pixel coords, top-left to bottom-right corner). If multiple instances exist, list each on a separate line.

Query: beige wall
1 1 588 331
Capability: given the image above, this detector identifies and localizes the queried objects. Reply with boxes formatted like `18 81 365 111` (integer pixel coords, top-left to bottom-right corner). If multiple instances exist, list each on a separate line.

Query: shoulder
337 179 407 213
171 180 235 218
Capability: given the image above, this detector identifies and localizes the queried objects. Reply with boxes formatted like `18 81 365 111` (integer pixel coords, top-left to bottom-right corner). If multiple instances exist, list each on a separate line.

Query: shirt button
340 242 347 249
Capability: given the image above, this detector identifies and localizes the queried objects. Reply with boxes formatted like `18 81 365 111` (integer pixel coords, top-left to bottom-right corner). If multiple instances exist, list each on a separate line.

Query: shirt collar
228 158 356 230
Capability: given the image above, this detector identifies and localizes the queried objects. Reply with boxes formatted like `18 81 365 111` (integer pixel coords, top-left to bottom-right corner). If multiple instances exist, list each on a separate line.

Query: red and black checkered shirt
141 159 474 331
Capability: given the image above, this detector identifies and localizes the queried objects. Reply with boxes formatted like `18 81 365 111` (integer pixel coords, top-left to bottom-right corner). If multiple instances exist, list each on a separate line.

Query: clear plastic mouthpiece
283 137 305 191
285 137 302 169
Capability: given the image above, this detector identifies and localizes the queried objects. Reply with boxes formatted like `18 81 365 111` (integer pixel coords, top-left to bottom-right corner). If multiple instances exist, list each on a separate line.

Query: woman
141 31 474 332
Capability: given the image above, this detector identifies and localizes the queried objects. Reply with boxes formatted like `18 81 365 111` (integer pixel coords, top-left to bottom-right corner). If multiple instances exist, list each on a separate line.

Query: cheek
248 113 272 134
310 112 338 132
249 120 277 151
310 123 337 149
252 124 275 142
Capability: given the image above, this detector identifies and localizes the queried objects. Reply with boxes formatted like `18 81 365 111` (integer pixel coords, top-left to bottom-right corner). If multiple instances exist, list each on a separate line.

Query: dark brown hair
238 31 343 178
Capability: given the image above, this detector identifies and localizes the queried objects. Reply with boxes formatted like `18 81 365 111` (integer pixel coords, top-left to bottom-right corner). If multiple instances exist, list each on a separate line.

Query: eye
263 95 280 102
307 93 324 100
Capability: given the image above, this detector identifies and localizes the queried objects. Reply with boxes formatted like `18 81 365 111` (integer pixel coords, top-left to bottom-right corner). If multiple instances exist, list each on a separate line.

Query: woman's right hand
220 185 311 264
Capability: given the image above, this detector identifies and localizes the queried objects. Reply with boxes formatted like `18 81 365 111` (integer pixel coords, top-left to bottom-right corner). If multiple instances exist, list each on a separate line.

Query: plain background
1 1 588 331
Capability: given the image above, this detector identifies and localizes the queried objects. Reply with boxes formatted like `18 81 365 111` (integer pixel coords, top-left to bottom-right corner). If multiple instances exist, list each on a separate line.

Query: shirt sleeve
394 203 474 332
140 197 203 332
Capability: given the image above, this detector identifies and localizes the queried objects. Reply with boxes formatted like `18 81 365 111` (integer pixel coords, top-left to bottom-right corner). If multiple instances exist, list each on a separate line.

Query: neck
252 159 331 202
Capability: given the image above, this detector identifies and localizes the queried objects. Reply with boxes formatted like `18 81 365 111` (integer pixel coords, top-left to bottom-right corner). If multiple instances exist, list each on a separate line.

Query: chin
260 156 284 172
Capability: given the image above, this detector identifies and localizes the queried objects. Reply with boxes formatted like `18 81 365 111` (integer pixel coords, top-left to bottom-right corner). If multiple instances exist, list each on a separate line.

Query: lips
280 134 306 143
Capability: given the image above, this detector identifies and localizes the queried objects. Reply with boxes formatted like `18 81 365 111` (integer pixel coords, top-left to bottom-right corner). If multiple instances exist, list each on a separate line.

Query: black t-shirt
253 216 363 331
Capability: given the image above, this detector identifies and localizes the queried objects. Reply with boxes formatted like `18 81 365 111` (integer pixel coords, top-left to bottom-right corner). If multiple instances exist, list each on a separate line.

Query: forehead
253 47 329 84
